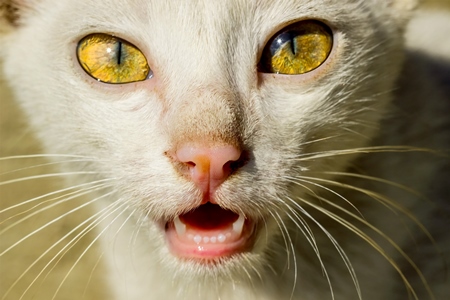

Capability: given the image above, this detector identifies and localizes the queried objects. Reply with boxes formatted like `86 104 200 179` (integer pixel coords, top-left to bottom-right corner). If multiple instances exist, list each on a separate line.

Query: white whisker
0 158 100 177
51 201 132 300
296 174 435 242
1 191 121 300
286 175 363 218
292 146 435 162
0 171 102 187
0 185 113 257
0 178 114 214
274 211 298 300
282 197 339 300
320 171 424 199
299 197 424 300
82 252 106 300
0 154 97 161
0 182 114 235
267 210 291 269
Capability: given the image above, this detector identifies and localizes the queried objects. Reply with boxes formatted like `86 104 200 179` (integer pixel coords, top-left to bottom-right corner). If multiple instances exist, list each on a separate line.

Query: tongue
165 203 254 259
180 202 239 230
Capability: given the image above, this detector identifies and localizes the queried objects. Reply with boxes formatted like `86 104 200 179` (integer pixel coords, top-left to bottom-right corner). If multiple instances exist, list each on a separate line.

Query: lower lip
164 222 256 260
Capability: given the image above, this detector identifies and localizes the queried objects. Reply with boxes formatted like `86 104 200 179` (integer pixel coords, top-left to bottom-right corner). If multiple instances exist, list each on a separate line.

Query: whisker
243 254 263 283
0 154 97 161
129 212 147 251
320 171 424 199
0 171 102 187
292 146 436 162
0 182 114 235
0 184 113 256
82 252 105 300
285 176 363 218
297 135 342 147
0 178 114 215
239 263 256 294
296 175 435 243
300 196 429 300
283 207 321 264
274 211 298 300
283 197 341 300
111 207 138 264
0 158 100 177
27 201 124 300
340 126 372 140
52 202 133 300
2 190 120 300
289 173 436 298
267 210 291 270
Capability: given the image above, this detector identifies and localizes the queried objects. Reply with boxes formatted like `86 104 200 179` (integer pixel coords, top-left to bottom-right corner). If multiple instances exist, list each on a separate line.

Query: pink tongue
179 203 239 230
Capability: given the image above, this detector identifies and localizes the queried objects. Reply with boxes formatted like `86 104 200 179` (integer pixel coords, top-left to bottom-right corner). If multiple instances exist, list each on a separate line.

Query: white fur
1 0 449 299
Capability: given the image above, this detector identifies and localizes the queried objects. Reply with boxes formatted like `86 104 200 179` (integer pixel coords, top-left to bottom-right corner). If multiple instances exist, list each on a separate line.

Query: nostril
228 151 248 172
185 161 196 168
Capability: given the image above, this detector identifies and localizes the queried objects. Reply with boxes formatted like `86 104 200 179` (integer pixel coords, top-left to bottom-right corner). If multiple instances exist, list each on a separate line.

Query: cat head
1 0 419 276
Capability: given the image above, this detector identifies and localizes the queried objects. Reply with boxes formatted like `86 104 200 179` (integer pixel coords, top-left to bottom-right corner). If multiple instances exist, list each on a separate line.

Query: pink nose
175 145 242 198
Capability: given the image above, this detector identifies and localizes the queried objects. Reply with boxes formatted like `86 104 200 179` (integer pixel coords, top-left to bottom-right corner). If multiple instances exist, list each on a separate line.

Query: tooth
194 235 202 244
210 236 217 243
203 237 209 243
218 234 226 243
174 216 186 236
232 214 245 235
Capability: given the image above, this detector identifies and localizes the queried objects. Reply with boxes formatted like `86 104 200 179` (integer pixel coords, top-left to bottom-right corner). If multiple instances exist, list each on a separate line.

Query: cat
0 0 449 299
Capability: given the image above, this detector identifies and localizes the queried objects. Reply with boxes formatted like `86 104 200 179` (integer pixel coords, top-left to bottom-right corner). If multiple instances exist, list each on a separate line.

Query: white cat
1 0 449 299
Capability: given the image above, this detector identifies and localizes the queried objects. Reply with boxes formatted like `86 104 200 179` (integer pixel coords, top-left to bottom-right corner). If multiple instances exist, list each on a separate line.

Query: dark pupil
269 31 295 56
117 41 123 65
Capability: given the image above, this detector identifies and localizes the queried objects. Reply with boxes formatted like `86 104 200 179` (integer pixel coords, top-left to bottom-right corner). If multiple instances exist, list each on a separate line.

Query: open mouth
165 202 256 259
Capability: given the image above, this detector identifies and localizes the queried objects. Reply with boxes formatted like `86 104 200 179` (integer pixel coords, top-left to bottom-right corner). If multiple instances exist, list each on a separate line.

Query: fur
0 0 449 299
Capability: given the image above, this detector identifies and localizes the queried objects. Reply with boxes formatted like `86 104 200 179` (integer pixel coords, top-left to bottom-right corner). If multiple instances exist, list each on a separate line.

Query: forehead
54 0 368 38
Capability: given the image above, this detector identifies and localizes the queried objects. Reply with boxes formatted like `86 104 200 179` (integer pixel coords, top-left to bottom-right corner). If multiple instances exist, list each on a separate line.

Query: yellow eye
77 33 151 84
259 21 332 75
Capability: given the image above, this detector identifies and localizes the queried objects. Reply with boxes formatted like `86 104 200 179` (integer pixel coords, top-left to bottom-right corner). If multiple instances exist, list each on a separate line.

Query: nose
175 145 242 198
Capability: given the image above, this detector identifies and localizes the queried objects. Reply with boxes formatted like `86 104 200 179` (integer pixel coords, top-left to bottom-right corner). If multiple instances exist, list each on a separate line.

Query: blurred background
427 0 450 8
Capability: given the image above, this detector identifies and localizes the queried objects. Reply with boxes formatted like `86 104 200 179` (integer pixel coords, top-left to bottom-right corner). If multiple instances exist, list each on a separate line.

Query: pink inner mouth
165 203 255 259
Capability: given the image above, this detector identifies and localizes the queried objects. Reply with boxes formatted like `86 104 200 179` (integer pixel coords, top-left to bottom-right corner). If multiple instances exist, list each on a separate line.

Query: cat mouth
165 202 256 259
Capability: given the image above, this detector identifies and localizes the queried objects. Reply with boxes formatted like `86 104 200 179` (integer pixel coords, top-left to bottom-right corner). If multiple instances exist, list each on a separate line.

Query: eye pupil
117 41 123 65
271 32 294 55
259 20 332 75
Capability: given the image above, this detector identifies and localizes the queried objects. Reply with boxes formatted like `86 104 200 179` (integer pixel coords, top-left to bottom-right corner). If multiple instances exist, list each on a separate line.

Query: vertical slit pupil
289 33 296 55
117 41 122 65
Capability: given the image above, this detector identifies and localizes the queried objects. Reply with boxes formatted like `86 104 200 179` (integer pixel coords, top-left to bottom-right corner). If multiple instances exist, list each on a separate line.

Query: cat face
1 0 416 274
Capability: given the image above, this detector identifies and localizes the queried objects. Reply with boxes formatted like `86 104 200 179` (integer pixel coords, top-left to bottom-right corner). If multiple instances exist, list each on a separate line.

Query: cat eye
77 33 151 84
259 20 332 75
